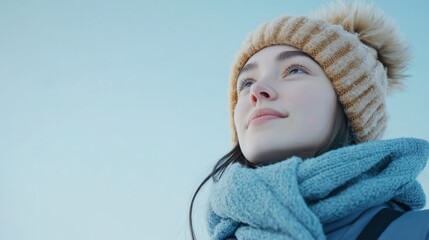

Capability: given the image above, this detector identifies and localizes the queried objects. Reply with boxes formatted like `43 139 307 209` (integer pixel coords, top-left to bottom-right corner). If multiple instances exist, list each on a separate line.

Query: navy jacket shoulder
380 208 429 239
324 203 429 240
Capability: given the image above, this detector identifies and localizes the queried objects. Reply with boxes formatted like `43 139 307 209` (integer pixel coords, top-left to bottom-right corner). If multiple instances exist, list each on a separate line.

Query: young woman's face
234 45 338 165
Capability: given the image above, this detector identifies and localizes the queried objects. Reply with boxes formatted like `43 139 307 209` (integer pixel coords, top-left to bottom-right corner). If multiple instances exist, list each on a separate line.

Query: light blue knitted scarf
207 138 429 240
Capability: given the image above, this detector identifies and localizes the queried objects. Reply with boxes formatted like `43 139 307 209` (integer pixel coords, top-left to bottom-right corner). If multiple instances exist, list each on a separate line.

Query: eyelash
282 64 309 78
237 64 310 93
237 78 255 92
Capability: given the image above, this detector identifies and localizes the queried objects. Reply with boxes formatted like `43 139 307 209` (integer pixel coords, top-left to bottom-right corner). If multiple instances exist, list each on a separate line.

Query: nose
250 81 277 104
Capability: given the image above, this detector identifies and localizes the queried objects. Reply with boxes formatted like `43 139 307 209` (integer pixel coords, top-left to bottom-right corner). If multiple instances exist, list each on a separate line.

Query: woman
190 1 429 239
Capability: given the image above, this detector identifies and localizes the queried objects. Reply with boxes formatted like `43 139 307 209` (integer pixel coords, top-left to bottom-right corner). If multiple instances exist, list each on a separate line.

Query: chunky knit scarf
207 138 429 240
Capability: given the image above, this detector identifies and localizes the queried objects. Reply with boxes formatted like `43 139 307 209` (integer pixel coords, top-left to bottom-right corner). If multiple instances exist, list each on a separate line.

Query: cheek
233 99 248 131
291 84 337 126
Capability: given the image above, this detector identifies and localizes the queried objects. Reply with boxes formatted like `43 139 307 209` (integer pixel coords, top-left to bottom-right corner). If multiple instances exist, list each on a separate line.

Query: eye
237 78 255 92
283 65 309 78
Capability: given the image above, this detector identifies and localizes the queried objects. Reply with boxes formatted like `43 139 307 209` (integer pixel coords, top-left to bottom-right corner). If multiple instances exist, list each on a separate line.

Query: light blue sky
1 1 428 239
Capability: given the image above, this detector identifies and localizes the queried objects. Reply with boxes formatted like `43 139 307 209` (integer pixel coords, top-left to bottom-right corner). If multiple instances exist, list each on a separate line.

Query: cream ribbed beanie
229 1 409 144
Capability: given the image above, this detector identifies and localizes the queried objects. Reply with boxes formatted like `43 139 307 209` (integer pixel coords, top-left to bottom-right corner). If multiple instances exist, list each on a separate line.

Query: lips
248 108 288 127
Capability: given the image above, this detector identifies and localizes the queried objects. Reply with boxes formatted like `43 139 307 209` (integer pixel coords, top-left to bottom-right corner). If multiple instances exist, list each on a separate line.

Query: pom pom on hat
314 1 410 90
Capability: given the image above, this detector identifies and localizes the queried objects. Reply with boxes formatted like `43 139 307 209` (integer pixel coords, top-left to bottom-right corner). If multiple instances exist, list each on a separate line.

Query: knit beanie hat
229 1 410 144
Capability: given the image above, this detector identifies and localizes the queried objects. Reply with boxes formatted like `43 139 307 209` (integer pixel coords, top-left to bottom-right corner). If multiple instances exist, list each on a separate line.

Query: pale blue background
1 0 428 239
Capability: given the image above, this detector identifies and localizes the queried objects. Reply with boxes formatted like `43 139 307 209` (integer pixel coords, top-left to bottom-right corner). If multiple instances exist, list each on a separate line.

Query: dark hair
188 102 356 239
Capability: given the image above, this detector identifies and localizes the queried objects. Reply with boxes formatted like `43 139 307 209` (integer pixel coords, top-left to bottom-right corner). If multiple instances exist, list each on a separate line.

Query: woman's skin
234 45 338 165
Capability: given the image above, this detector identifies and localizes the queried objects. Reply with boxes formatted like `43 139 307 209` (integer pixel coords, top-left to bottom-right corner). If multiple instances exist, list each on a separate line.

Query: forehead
245 45 301 63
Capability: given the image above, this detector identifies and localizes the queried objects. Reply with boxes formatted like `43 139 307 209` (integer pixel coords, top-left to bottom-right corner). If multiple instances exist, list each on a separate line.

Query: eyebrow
276 50 310 61
238 50 311 76
239 62 258 75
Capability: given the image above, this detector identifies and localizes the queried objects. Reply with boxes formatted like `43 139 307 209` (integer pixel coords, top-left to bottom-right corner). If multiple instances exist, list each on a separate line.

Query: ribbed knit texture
229 15 389 144
207 138 429 240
